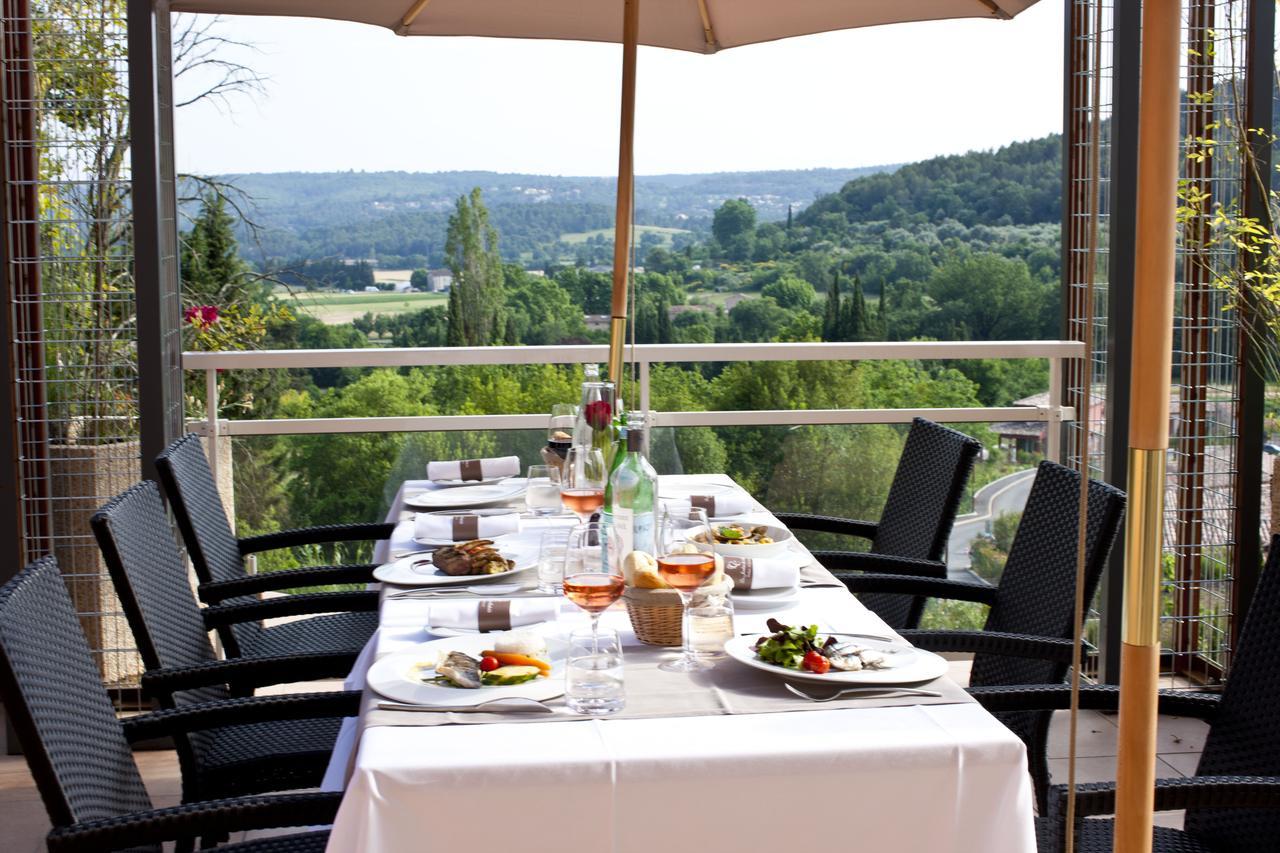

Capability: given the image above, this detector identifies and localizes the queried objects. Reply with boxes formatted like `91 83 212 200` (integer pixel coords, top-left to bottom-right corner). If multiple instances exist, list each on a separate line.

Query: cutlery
784 683 942 702
389 549 435 560
377 696 554 713
387 583 529 598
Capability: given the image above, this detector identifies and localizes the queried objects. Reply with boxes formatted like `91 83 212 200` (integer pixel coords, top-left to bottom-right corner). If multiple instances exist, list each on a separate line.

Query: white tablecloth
322 475 1036 853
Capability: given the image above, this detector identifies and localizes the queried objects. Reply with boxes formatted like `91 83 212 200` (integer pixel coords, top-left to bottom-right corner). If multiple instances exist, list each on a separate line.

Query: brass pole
608 0 640 386
1114 2 1180 850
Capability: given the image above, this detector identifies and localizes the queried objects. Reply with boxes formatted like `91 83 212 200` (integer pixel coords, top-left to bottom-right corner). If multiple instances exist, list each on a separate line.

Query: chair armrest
772 513 878 541
816 551 948 578
899 629 1079 664
199 564 378 602
202 590 379 628
141 652 358 696
238 521 395 554
837 573 1000 606
967 684 1221 721
122 691 360 742
1046 775 1280 822
45 791 341 853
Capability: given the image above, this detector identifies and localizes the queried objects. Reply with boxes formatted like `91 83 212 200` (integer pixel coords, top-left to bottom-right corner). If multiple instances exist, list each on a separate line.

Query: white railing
185 340 1082 474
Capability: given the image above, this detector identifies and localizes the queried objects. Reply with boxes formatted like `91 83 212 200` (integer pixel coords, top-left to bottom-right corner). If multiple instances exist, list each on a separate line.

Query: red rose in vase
584 400 613 431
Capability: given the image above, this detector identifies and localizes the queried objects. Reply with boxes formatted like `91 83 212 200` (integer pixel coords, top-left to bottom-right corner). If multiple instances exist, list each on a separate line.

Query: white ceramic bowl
701 523 793 558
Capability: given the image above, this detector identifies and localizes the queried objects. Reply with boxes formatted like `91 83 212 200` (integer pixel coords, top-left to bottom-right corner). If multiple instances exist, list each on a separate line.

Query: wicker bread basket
623 586 684 646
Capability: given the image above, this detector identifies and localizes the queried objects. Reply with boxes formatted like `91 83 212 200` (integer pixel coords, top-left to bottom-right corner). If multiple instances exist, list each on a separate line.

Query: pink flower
584 400 613 431
184 304 220 331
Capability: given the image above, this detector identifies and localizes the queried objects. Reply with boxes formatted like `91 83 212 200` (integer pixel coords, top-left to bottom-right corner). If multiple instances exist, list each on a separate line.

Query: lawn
559 224 690 245
287 290 448 325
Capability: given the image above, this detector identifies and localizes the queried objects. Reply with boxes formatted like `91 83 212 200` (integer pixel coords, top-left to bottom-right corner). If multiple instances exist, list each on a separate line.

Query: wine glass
547 403 577 445
561 446 606 523
562 522 624 640
657 508 717 673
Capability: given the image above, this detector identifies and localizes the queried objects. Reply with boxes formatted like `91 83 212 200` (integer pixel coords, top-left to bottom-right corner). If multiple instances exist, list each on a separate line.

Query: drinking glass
656 508 717 673
565 627 625 715
524 464 563 516
562 521 623 639
547 403 577 444
561 446 606 523
535 527 571 594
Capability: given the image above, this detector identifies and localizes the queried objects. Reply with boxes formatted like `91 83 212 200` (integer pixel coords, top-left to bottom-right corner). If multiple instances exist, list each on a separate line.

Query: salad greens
753 618 833 670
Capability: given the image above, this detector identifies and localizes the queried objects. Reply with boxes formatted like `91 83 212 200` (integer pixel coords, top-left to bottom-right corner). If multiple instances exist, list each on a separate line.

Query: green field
287 290 447 325
558 224 689 246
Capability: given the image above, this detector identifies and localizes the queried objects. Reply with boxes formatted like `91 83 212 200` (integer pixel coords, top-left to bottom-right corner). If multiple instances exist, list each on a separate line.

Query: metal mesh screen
2 0 143 696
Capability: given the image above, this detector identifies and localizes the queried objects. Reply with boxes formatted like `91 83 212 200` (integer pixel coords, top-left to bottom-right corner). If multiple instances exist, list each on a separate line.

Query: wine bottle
604 411 657 557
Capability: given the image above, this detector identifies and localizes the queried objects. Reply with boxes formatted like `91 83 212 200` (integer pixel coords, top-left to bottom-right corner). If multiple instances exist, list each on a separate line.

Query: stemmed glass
562 521 624 641
657 508 717 673
561 446 606 523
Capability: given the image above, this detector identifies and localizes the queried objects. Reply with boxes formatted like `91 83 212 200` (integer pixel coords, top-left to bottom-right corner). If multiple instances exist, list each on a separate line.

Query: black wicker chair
974 534 1280 853
155 432 391 605
774 417 982 628
839 460 1126 811
155 434 385 658
0 556 340 852
92 481 363 802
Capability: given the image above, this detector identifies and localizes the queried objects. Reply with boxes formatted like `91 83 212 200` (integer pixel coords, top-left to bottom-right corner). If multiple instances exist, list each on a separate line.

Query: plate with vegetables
724 619 948 685
367 631 567 706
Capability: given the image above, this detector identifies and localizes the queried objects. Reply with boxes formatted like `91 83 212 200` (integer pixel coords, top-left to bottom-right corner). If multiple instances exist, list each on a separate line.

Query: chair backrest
871 418 983 560
155 433 247 587
0 557 155 835
1183 534 1280 848
969 460 1126 688
91 481 227 709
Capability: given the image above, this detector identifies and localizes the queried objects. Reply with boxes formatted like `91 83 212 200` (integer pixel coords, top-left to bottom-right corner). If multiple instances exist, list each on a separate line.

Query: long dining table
320 474 1037 853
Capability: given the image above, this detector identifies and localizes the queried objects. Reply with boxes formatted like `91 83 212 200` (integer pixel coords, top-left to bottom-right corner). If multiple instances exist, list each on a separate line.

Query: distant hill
201 166 897 266
798 135 1061 230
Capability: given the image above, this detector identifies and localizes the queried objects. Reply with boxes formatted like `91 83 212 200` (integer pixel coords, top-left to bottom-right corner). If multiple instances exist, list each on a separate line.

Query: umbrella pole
608 0 640 388
1114 2 1180 850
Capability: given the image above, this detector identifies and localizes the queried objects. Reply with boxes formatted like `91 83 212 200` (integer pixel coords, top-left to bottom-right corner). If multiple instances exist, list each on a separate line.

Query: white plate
403 482 527 510
657 479 736 500
367 635 566 707
725 633 947 685
373 550 533 587
427 476 511 488
704 523 793 558
730 584 800 611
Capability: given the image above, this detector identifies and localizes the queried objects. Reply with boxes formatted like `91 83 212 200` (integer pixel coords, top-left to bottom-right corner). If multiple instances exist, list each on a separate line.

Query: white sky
174 0 1064 177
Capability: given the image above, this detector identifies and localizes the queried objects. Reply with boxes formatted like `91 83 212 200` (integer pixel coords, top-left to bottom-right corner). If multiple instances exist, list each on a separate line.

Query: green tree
182 193 249 304
444 187 504 345
712 198 757 262
926 253 1046 341
761 276 816 311
410 268 430 290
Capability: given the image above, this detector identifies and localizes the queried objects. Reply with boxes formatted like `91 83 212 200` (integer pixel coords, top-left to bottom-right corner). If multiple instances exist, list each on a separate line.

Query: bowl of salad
698 522 792 557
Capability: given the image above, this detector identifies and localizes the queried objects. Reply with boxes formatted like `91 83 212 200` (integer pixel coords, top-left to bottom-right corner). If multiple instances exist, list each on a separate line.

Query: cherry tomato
479 656 501 672
803 650 830 674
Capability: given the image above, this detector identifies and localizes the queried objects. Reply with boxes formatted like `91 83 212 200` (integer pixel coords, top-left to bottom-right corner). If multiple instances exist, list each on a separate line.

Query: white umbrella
173 0 1040 382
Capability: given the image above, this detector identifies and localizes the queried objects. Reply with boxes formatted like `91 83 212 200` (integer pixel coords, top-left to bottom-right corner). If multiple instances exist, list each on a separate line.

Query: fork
784 682 942 702
377 696 555 713
387 583 527 598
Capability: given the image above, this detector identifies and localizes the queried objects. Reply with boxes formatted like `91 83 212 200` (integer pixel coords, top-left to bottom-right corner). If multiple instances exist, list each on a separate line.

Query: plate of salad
724 619 948 685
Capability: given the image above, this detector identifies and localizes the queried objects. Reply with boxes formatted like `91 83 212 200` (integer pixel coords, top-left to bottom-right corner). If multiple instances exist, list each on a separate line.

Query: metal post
206 368 219 477
1047 356 1063 462
129 0 183 483
1098 0 1141 685
1231 0 1275 645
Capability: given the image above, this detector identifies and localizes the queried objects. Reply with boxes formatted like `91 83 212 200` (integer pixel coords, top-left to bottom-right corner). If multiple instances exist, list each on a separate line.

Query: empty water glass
536 527 571 594
565 628 625 715
525 464 563 516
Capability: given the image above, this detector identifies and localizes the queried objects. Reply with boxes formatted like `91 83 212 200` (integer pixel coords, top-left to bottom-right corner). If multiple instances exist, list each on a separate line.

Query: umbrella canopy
171 0 1038 53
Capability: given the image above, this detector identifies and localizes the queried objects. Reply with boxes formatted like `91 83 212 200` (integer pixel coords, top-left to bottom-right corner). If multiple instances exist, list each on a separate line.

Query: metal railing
184 340 1083 475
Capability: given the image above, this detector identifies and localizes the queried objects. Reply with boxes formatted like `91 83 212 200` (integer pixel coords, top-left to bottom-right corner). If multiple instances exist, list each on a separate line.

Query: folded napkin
662 492 754 518
721 554 803 591
427 599 560 632
414 512 520 542
427 455 520 482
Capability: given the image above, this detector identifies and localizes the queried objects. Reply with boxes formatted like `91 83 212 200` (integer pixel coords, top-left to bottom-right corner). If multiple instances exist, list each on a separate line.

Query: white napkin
414 512 520 542
722 554 803 590
427 599 560 632
662 492 754 517
427 455 520 482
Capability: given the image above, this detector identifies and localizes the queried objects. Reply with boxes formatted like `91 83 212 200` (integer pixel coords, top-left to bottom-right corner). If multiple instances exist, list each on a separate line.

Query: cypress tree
446 284 465 347
851 276 870 341
656 297 674 344
785 204 793 232
822 270 842 341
